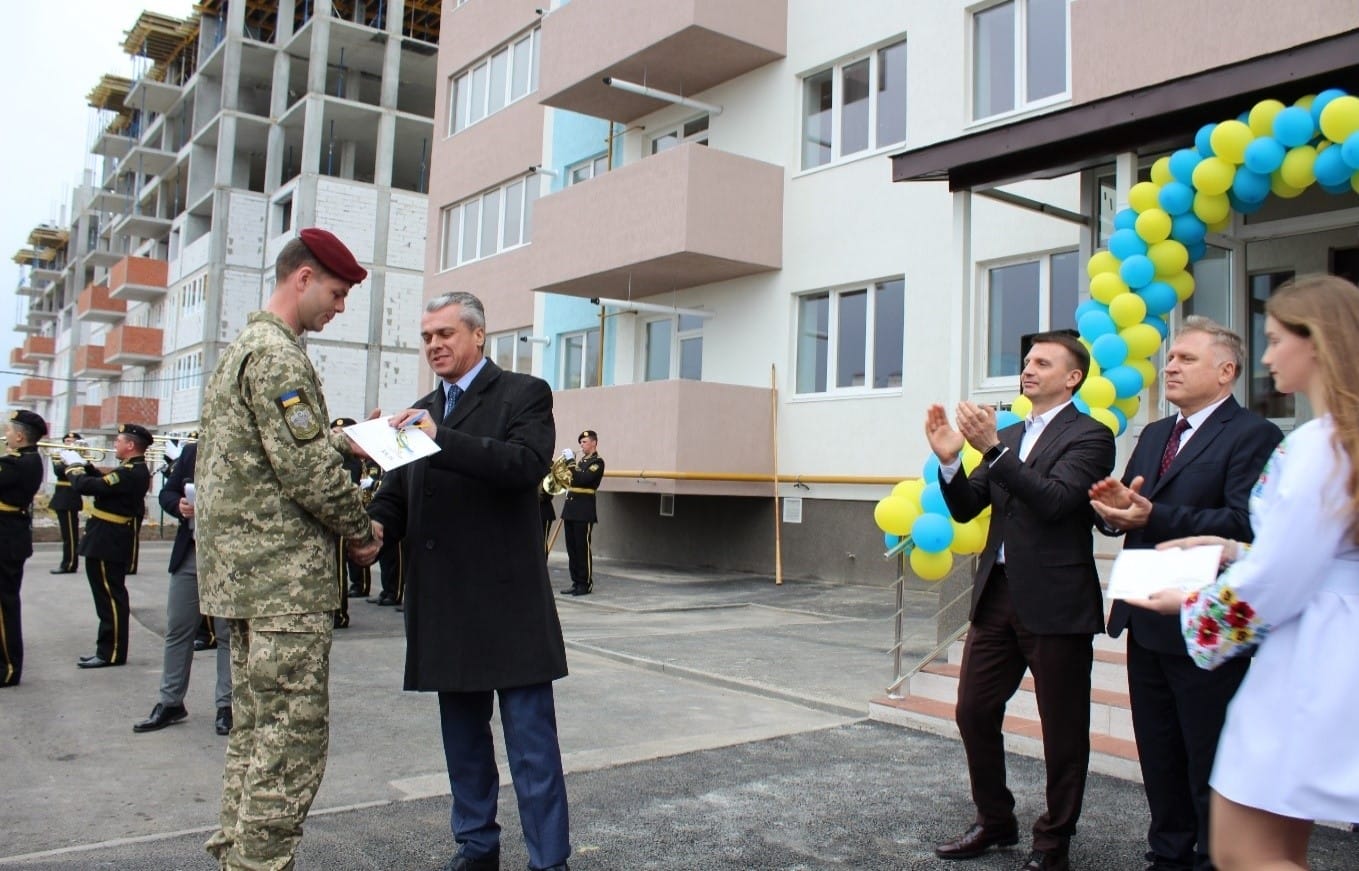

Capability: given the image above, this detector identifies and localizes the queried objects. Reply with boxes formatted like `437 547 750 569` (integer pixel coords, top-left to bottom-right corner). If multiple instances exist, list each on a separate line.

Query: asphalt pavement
1 540 1355 870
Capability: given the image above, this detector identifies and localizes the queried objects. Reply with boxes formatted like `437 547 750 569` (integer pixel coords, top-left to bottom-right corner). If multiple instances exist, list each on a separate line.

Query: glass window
642 314 705 382
1248 270 1295 419
502 180 523 248
1049 250 1079 331
802 69 834 169
796 279 905 394
511 35 532 100
836 289 868 387
650 115 709 155
492 334 515 371
876 40 908 148
448 28 540 134
973 3 1016 119
468 62 488 124
796 294 829 393
973 0 1067 121
488 329 535 374
480 188 501 259
986 261 1040 378
841 58 870 156
562 328 601 389
488 49 508 114
645 319 672 381
801 38 907 170
1026 0 1067 102
460 198 479 263
566 153 610 185
873 279 905 388
445 175 535 267
450 74 469 134
440 204 459 269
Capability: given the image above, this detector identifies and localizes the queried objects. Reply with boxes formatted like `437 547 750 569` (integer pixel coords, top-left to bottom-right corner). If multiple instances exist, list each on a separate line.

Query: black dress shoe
571 587 592 596
935 822 1020 860
50 568 77 574
1021 848 1070 871
133 702 188 732
77 655 120 669
215 706 233 736
347 586 366 597
559 586 579 595
442 852 499 871
368 592 399 606
0 678 19 688
193 638 217 651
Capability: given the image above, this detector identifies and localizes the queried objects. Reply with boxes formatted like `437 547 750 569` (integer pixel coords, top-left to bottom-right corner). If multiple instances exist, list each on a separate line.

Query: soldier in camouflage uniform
197 228 381 871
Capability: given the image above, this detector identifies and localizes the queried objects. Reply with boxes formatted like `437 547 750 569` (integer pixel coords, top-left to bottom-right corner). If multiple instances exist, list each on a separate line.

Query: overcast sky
0 0 193 396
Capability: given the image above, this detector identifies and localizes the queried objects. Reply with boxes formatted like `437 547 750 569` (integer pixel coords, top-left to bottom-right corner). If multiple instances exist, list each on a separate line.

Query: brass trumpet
36 440 112 461
540 454 573 497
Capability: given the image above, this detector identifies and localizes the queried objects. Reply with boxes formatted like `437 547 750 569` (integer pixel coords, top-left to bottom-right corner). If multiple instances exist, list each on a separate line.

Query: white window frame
438 174 539 271
641 314 704 382
447 27 541 136
799 36 908 171
978 248 1080 386
794 277 905 396
649 114 710 155
968 0 1070 125
566 153 610 186
559 328 600 390
488 328 534 374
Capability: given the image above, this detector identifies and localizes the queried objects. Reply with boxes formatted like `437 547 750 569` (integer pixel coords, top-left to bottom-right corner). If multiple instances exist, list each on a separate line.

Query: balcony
18 378 53 402
31 261 64 283
108 255 168 302
92 127 134 159
552 380 774 496
5 386 20 405
112 209 173 242
16 273 40 296
126 76 182 116
9 348 35 371
100 395 159 428
76 283 127 323
73 344 123 377
104 325 164 365
530 143 782 299
22 336 54 360
538 0 786 123
121 141 176 178
71 404 104 432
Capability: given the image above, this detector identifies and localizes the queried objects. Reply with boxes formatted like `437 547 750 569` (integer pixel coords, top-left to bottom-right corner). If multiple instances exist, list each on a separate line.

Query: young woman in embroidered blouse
1132 273 1359 871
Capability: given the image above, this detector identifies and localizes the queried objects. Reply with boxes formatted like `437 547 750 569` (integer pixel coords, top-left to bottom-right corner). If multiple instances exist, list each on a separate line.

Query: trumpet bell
541 455 573 497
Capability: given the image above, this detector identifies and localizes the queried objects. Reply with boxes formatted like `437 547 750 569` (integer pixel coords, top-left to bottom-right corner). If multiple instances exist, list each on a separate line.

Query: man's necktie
443 384 463 423
1158 418 1191 477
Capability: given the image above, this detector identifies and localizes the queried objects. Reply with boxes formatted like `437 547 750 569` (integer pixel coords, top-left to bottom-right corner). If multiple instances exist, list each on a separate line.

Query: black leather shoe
368 593 399 606
50 568 77 574
559 586 579 595
570 587 592 596
935 822 1020 860
442 852 500 871
194 638 217 651
1021 848 1070 871
347 586 366 597
215 706 233 736
333 613 349 629
0 677 19 688
133 703 188 732
77 655 120 669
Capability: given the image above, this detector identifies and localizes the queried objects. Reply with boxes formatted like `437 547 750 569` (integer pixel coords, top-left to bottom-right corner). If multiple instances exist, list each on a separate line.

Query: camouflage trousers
205 612 333 871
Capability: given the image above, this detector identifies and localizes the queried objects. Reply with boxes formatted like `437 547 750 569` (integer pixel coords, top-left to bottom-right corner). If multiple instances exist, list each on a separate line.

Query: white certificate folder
1106 545 1224 601
342 418 441 472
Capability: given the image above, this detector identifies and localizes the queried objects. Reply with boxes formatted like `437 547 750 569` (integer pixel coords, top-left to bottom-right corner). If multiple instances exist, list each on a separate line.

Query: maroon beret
298 227 368 284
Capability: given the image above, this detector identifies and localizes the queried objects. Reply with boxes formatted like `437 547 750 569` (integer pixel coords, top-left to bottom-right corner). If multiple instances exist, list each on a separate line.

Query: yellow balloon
1089 406 1119 434
1193 191 1231 224
1150 156 1173 186
1090 271 1130 305
1294 94 1316 110
961 445 983 474
949 519 986 555
1191 157 1235 196
1088 357 1101 379
1279 145 1318 190
874 496 920 536
1208 216 1231 233
1127 356 1159 389
1087 250 1121 278
1121 323 1163 359
910 547 954 582
1113 395 1141 419
1148 239 1189 277
1010 394 1033 419
1248 99 1286 137
1270 172 1305 199
1209 120 1254 165
1079 375 1116 408
1109 292 1148 328
1165 270 1196 301
1352 170 1359 194
891 478 925 503
1135 208 1172 244
1319 95 1359 143
1128 181 1162 213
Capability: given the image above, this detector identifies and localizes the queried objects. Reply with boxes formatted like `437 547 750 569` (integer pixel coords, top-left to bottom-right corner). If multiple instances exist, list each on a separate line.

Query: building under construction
10 0 441 436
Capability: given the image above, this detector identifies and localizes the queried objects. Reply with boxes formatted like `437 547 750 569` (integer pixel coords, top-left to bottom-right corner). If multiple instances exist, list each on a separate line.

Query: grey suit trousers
158 547 231 709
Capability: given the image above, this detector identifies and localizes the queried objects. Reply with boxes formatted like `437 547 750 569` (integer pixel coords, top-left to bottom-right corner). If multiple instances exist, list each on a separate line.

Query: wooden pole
771 364 782 586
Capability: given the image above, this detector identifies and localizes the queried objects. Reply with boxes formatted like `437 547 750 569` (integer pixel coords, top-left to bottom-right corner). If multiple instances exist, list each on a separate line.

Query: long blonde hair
1266 274 1359 543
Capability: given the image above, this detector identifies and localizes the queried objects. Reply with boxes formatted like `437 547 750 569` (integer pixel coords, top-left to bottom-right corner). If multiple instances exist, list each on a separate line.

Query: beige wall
1072 0 1359 104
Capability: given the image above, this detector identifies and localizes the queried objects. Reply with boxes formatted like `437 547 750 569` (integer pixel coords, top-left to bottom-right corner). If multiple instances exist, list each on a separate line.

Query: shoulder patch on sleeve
102 472 121 486
277 388 323 442
588 462 602 472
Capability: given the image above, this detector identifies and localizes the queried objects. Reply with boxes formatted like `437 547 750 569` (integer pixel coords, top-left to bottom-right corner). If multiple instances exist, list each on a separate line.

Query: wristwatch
982 443 1006 464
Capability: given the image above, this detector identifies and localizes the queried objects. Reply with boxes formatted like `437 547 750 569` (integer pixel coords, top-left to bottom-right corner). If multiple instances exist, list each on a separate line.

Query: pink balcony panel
71 405 105 431
73 344 123 377
19 378 53 401
22 336 55 360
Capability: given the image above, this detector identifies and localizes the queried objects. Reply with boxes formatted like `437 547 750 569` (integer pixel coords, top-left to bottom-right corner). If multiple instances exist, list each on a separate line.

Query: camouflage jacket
197 310 373 618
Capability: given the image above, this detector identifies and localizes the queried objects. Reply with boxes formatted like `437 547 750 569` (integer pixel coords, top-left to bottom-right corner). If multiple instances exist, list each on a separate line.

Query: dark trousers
85 558 130 664
334 540 350 627
55 509 79 571
955 571 1094 853
564 521 593 591
378 540 404 603
1128 631 1248 871
346 559 371 597
128 517 142 575
0 554 25 685
438 683 570 870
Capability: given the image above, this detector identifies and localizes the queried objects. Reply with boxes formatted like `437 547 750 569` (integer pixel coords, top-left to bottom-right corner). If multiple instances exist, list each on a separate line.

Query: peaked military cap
9 409 48 438
298 227 368 284
331 417 358 428
118 422 154 447
64 431 82 441
578 429 598 442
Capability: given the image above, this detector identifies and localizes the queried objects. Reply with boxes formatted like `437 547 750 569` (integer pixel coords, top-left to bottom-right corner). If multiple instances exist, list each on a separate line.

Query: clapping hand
1089 475 1152 530
923 404 964 465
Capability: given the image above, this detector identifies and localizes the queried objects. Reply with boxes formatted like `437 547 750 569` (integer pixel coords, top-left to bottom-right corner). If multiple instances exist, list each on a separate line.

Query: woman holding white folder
1137 273 1359 870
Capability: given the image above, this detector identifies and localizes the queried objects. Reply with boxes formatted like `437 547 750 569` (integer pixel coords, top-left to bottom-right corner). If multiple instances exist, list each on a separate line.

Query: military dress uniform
67 424 153 668
0 410 48 687
49 431 83 574
561 431 604 596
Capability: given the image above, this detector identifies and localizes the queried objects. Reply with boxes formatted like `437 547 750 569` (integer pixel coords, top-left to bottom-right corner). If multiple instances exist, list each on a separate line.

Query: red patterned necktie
1158 418 1191 477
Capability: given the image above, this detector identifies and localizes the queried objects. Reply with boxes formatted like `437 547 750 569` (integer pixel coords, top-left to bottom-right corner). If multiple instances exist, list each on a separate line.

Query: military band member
63 422 153 669
330 417 377 627
49 431 83 574
1 410 48 687
561 429 604 596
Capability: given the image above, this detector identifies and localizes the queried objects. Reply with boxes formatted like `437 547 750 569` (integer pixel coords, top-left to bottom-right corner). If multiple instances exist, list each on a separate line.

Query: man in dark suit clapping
1091 318 1281 871
927 332 1116 871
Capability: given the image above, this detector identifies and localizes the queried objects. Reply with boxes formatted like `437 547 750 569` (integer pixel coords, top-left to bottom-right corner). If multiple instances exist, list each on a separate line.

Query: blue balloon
1109 228 1148 260
1312 88 1349 125
1104 364 1145 399
1142 314 1169 339
1113 208 1138 231
1120 254 1155 289
1227 192 1264 215
1169 213 1208 247
1186 240 1208 262
1078 310 1118 341
884 532 900 550
1072 395 1090 414
996 410 1023 430
920 482 949 516
1314 144 1352 187
1243 137 1286 174
921 452 941 483
1169 148 1203 186
1342 132 1359 171
1074 299 1108 323
911 512 954 552
1157 181 1194 216
1195 123 1217 157
1231 167 1271 203
1108 406 1128 436
1136 281 1178 317
1091 333 1129 370
1321 180 1353 196
1273 106 1315 148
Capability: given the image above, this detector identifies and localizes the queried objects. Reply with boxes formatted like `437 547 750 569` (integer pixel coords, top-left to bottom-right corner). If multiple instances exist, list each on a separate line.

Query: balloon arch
877 89 1359 581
